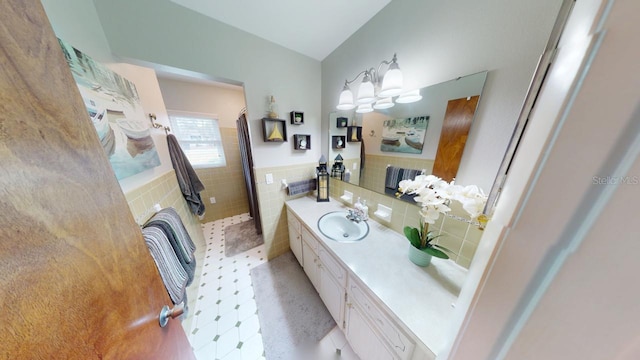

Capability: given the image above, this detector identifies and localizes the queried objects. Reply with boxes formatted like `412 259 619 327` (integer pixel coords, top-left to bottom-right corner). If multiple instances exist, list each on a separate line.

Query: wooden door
0 1 195 359
432 96 480 182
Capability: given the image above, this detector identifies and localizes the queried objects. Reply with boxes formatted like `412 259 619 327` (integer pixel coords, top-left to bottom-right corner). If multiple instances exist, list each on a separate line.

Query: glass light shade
356 103 373 113
337 87 355 110
373 97 394 110
378 64 403 97
396 89 422 104
356 77 375 104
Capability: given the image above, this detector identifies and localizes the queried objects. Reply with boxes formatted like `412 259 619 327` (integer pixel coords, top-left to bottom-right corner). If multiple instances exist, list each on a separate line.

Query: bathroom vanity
286 196 467 360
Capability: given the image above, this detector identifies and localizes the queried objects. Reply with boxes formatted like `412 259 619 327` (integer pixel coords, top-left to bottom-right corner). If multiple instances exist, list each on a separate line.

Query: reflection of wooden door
432 96 480 182
0 2 195 359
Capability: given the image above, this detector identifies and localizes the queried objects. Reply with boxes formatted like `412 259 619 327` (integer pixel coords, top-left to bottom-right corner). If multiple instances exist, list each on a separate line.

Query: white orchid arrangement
398 174 489 260
398 174 489 226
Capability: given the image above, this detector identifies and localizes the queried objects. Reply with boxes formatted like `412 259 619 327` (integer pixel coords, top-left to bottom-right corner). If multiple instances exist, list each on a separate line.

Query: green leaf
404 226 422 249
423 247 450 259
432 244 454 255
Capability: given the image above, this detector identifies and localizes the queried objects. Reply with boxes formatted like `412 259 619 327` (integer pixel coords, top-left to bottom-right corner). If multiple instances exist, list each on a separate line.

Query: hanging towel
142 226 189 304
167 134 206 216
144 208 197 285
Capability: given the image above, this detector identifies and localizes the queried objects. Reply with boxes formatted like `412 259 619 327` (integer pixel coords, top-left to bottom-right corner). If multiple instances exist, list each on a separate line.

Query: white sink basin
317 211 369 242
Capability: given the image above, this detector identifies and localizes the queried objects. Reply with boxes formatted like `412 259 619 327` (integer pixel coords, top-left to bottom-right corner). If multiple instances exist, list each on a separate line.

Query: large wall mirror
328 71 487 204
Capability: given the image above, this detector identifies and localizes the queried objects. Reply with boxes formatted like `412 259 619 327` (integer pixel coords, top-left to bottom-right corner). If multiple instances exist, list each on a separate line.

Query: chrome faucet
346 209 364 223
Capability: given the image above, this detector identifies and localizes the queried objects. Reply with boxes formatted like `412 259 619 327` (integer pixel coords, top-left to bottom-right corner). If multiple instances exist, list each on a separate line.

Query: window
168 112 226 168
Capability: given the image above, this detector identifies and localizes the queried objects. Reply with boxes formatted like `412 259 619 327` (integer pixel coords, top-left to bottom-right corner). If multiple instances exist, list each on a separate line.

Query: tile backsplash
330 178 484 269
124 169 205 250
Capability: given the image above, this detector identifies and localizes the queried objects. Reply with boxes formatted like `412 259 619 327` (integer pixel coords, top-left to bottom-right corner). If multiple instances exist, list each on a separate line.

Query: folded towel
142 226 189 304
144 207 196 285
287 179 317 196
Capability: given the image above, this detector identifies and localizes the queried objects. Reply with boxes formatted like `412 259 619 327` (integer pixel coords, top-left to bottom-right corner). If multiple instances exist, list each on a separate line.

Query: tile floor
181 213 359 360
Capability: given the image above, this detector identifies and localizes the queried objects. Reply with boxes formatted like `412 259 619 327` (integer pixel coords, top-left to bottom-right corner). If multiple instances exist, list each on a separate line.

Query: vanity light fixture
337 53 407 111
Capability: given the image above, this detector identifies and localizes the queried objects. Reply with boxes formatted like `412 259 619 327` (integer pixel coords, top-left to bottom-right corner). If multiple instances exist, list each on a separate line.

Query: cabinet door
302 240 320 290
287 211 303 266
319 263 345 326
345 303 395 360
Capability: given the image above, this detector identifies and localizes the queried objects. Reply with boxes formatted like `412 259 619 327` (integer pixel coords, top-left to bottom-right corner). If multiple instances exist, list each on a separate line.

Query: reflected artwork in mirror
328 71 488 205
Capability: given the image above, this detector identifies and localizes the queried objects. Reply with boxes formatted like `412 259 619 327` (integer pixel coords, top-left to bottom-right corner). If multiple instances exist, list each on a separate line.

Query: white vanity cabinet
286 204 440 360
345 299 395 360
287 210 303 266
347 277 415 360
318 246 346 327
301 227 320 289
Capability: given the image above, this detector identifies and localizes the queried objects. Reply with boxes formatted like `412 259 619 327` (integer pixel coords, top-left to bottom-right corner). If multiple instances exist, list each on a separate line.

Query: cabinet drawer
301 226 319 254
286 210 301 232
319 247 346 288
348 279 415 360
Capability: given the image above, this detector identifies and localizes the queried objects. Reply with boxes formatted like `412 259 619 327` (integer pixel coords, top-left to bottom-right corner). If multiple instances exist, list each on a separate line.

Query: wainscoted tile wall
360 154 435 193
195 127 249 223
123 169 207 322
330 178 484 269
254 163 318 260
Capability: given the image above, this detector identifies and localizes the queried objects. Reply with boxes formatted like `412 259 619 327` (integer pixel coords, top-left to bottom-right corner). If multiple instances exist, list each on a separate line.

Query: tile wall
195 127 250 223
251 160 483 268
123 169 207 309
254 163 318 260
360 154 435 193
330 178 484 269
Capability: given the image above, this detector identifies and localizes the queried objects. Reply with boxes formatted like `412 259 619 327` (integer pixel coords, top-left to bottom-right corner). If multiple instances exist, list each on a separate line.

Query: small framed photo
336 117 348 128
332 135 346 149
290 111 304 125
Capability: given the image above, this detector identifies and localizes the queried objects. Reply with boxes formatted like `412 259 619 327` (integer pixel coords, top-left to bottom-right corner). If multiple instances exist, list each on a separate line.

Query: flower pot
408 245 432 267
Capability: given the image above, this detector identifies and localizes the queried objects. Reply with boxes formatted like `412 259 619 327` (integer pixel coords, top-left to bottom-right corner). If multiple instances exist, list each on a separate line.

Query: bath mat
251 251 336 359
224 219 263 257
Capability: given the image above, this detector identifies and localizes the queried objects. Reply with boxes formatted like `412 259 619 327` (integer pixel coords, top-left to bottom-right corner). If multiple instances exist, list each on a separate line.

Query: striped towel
142 226 189 304
145 208 196 285
385 166 403 189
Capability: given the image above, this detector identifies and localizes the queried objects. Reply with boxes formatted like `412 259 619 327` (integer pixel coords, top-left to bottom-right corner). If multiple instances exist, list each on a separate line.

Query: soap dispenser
360 199 369 221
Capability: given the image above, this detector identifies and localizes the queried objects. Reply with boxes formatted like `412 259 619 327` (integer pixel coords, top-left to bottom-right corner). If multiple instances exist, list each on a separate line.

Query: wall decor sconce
332 135 346 149
336 53 420 112
262 118 287 142
316 155 330 202
294 134 310 150
347 126 362 142
290 111 304 125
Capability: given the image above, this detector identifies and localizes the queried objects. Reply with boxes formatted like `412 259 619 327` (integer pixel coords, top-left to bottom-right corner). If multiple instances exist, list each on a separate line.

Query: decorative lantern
316 155 330 202
331 154 345 180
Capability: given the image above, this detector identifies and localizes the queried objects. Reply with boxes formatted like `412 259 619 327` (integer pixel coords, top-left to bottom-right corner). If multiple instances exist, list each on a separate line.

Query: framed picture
262 118 287 142
380 116 429 153
290 111 304 125
332 135 346 149
294 134 310 150
347 126 362 142
336 117 348 128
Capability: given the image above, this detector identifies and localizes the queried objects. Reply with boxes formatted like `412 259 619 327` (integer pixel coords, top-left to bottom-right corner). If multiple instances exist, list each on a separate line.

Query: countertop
285 196 468 357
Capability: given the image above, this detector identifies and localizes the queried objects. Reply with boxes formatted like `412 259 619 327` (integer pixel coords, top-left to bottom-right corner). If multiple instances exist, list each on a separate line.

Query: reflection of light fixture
356 103 373 113
337 53 406 110
373 97 394 110
396 89 423 103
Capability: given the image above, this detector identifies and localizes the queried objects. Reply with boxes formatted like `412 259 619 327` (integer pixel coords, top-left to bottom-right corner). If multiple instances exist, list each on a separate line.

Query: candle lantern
316 155 330 202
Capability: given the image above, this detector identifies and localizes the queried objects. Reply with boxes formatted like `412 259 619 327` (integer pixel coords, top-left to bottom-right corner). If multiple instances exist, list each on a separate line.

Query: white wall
322 0 565 191
91 0 322 170
157 78 245 128
449 0 640 358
